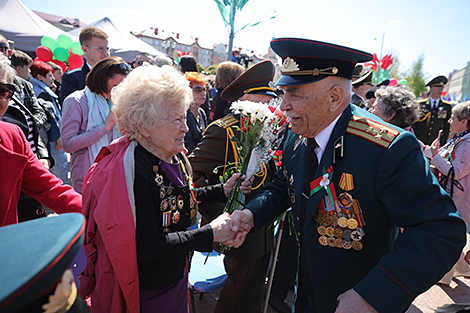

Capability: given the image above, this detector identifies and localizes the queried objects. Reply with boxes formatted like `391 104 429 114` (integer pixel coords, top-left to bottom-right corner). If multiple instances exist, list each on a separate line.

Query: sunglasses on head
115 62 131 75
0 82 15 100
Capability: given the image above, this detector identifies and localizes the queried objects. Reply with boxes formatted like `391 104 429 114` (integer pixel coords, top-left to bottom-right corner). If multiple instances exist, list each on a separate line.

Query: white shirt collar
304 113 342 164
86 62 93 70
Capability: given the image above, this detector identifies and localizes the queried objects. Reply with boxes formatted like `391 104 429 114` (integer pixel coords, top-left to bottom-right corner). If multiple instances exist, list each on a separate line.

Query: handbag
439 165 464 197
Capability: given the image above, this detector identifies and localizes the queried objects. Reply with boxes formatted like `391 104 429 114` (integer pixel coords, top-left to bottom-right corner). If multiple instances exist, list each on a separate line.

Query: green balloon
398 79 408 85
57 34 73 49
54 47 70 62
41 36 57 50
70 42 84 55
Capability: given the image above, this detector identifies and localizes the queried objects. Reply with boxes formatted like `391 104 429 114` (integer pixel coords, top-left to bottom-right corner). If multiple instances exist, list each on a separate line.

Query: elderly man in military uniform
351 70 374 109
230 37 466 313
189 60 278 313
412 75 452 146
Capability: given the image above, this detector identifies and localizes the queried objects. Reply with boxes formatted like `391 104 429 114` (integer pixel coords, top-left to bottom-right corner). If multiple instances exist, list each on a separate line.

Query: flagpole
376 33 385 85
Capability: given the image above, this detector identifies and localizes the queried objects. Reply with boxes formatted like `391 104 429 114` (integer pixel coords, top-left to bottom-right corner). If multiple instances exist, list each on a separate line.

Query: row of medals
156 172 197 233
314 209 363 251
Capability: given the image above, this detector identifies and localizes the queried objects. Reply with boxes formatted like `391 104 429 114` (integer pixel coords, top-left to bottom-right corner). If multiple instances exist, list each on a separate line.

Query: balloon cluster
35 34 84 73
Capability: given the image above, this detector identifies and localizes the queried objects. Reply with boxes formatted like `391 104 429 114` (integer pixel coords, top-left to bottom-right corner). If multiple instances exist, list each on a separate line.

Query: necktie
300 138 318 291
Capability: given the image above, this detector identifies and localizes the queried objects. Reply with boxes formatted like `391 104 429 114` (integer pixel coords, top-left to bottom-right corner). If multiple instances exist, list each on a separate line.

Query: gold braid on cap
281 57 338 76
244 86 275 94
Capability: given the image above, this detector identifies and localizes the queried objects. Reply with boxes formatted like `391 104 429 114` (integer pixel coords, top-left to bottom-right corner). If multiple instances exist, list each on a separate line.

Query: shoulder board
346 115 399 148
215 115 238 129
441 99 451 105
417 98 428 103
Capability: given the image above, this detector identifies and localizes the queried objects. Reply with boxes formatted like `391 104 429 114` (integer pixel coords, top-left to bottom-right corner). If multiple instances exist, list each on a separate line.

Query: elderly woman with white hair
425 101 470 285
78 65 252 313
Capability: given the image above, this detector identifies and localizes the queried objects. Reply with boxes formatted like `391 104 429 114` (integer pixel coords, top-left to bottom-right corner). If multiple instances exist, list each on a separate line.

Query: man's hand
223 173 255 197
335 289 377 313
220 209 254 248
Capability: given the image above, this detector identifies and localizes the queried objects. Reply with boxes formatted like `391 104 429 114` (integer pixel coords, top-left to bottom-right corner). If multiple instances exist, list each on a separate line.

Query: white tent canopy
69 17 164 63
0 0 77 52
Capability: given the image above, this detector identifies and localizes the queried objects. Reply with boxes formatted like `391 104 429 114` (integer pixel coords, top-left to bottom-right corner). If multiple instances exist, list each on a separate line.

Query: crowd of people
1 25 470 313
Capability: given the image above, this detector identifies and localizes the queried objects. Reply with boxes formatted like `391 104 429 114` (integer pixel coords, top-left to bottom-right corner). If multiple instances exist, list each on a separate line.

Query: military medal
172 211 180 224
334 238 343 248
317 225 326 236
177 195 184 209
325 227 335 237
347 218 358 229
334 228 343 238
319 236 328 246
160 198 169 211
162 211 171 227
169 196 176 210
155 173 164 186
351 230 362 241
338 217 348 227
327 237 335 247
160 186 166 199
342 240 352 249
351 241 363 251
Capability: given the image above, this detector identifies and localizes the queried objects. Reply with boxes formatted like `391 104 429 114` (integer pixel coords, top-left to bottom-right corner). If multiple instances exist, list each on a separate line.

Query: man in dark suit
412 75 452 146
230 38 466 313
189 60 278 313
60 26 109 103
351 70 374 109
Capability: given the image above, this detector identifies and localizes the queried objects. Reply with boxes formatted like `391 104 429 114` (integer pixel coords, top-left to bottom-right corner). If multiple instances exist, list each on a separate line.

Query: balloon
41 36 57 50
35 46 53 62
70 42 84 55
442 90 448 97
397 79 408 85
68 53 83 70
389 78 398 87
51 59 66 73
57 34 73 49
53 47 69 62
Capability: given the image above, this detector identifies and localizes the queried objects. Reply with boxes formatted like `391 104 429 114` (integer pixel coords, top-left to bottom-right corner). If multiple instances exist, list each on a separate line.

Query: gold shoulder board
346 115 399 148
215 115 239 129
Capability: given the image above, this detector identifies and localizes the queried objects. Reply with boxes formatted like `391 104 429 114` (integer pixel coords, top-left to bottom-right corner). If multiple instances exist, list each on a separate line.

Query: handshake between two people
209 172 257 248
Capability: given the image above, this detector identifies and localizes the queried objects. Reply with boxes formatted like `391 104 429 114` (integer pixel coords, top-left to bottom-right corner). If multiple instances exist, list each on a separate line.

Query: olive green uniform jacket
189 114 275 259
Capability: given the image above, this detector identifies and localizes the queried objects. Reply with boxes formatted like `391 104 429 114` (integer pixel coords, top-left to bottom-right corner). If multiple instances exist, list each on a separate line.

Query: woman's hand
465 250 470 265
223 173 255 197
430 138 440 156
105 111 116 131
210 212 235 243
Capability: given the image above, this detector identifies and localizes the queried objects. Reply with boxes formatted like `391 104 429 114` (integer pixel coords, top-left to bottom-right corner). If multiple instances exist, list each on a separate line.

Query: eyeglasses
192 87 207 94
0 82 15 100
114 63 131 75
0 42 8 54
86 45 111 54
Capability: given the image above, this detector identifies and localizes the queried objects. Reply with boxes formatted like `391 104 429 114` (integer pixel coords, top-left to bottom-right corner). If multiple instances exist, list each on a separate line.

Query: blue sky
20 0 470 80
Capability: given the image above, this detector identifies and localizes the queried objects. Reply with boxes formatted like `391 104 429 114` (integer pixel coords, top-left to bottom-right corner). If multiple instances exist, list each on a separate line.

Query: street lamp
162 39 176 57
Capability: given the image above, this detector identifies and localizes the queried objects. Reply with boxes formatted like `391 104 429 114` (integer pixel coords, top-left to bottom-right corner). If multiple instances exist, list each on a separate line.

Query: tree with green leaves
213 0 277 60
405 54 427 97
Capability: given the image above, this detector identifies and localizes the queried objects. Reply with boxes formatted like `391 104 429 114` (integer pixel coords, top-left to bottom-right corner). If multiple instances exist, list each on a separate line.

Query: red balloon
68 53 83 70
35 46 53 63
389 78 398 87
442 90 448 97
51 59 66 73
